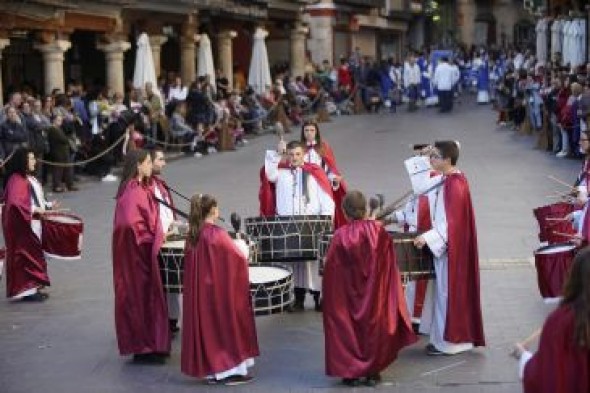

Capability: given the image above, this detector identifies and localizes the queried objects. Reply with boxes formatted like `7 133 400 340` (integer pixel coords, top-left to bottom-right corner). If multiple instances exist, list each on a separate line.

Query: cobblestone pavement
0 99 580 392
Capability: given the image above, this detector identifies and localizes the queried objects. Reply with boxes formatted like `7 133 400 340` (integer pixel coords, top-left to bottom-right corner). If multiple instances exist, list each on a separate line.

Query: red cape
181 223 259 378
524 305 590 393
444 173 485 346
112 179 170 355
2 174 49 298
323 220 417 378
307 142 348 228
259 161 335 218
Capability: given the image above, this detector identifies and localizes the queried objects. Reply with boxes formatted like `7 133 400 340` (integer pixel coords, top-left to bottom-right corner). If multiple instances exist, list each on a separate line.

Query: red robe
181 223 259 378
259 161 335 217
444 173 485 346
323 219 417 378
523 305 590 393
2 174 49 298
306 142 348 228
112 179 170 355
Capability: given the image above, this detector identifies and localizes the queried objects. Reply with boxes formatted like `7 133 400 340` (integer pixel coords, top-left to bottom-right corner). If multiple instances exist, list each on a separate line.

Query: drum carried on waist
316 230 435 282
245 215 333 262
159 239 185 293
249 263 293 316
40 212 84 260
534 242 576 299
533 202 575 244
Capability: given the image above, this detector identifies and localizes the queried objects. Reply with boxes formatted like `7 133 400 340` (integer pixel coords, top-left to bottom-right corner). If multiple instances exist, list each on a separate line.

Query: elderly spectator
0 106 28 161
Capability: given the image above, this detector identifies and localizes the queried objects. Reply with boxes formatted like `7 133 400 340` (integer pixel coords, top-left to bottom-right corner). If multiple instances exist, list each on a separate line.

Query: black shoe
221 375 254 386
288 301 304 312
312 292 322 312
132 353 167 364
169 319 179 333
425 343 445 356
364 374 381 387
22 292 49 302
342 378 361 387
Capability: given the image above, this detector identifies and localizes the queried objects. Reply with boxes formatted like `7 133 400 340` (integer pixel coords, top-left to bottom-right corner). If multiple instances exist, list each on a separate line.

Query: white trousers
287 261 322 291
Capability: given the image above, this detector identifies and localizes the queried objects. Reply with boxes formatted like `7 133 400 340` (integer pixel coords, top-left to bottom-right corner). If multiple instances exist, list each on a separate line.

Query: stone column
217 30 237 89
290 22 308 78
180 13 198 84
305 0 336 66
34 39 71 95
149 35 168 78
0 38 10 106
98 40 131 95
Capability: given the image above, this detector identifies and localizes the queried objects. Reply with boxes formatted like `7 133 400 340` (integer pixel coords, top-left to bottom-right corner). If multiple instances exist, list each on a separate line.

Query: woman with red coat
181 194 259 386
2 148 54 301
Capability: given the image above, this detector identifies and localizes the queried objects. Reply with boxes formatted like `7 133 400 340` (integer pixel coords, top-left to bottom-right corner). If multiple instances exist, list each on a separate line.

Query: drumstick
547 175 574 189
519 328 542 348
552 231 577 238
545 217 568 221
45 208 70 213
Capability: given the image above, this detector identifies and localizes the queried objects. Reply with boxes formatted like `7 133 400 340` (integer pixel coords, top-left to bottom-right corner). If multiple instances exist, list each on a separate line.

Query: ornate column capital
148 35 168 49
34 39 72 61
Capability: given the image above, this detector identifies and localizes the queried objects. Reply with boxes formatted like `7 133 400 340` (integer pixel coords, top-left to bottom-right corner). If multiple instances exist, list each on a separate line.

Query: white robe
551 19 563 58
264 150 335 291
413 171 474 354
536 18 548 64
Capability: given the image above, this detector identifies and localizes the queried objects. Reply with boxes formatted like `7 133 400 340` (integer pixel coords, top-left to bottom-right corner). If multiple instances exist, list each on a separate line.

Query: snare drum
534 242 576 299
249 264 293 316
40 212 84 260
245 215 333 262
390 232 435 282
159 239 185 293
533 202 575 244
229 232 259 264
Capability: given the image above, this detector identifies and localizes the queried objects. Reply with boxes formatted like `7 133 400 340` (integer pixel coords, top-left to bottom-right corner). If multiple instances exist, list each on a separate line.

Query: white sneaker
556 151 568 158
102 174 118 182
207 147 217 154
194 152 203 158
242 139 248 144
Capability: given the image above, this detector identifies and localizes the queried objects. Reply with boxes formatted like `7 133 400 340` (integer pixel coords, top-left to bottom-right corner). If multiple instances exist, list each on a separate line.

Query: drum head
536 243 576 254
162 240 185 250
249 266 291 284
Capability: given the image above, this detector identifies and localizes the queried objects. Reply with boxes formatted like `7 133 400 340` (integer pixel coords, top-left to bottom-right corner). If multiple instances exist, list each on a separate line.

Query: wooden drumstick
547 175 574 189
545 217 568 221
552 231 577 238
44 208 70 214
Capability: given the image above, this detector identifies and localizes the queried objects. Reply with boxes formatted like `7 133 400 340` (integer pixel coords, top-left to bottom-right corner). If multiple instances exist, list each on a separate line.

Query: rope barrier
37 132 127 167
0 150 15 169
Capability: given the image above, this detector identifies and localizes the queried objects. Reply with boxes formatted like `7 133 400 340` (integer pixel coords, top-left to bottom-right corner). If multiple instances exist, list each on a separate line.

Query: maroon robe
2 174 49 298
306 142 348 228
112 179 170 355
181 223 259 378
523 305 590 393
444 173 485 346
259 161 335 217
323 219 417 378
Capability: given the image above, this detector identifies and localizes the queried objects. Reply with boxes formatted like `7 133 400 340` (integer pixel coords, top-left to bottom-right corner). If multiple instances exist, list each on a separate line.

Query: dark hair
116 149 150 197
4 147 34 186
286 140 305 151
434 140 460 165
342 190 367 220
187 194 218 245
300 120 325 156
561 246 590 348
149 147 164 161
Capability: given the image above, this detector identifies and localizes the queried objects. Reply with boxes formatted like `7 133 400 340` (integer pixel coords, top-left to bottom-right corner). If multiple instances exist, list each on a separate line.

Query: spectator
0 106 29 161
46 114 78 193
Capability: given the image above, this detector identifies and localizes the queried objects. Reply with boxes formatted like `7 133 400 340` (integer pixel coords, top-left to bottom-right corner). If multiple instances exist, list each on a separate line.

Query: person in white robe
264 140 335 311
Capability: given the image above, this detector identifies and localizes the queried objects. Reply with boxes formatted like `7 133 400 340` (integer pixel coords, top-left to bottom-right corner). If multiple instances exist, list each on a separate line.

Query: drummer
260 140 335 311
149 148 183 334
300 121 347 228
568 130 590 245
2 148 56 301
181 194 259 385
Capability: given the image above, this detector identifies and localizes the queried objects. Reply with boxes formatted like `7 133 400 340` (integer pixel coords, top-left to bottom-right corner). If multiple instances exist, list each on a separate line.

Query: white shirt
154 185 174 234
168 86 188 102
433 62 458 91
28 175 51 239
264 150 335 216
404 62 421 87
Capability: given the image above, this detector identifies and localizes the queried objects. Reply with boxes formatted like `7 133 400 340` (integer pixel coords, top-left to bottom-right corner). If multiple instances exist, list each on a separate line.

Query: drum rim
40 212 83 224
248 265 292 284
535 242 576 254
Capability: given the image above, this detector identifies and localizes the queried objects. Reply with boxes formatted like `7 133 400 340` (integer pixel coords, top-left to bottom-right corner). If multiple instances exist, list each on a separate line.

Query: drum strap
153 195 189 219
29 184 42 209
302 171 310 205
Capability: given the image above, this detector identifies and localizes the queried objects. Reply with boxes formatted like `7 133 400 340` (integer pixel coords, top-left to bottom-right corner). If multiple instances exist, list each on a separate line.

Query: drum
229 232 259 264
245 215 333 262
249 264 293 316
317 231 333 276
159 239 185 293
391 232 435 281
40 213 84 260
534 243 576 299
533 202 575 244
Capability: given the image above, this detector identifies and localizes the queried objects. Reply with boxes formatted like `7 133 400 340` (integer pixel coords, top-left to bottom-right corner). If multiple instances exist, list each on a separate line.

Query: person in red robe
414 141 485 355
513 246 590 393
112 149 170 363
323 190 417 387
2 148 53 301
181 194 259 386
300 120 348 229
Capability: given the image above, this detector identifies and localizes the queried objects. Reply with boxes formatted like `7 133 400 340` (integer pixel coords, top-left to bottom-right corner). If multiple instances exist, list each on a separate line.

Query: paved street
0 100 581 393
